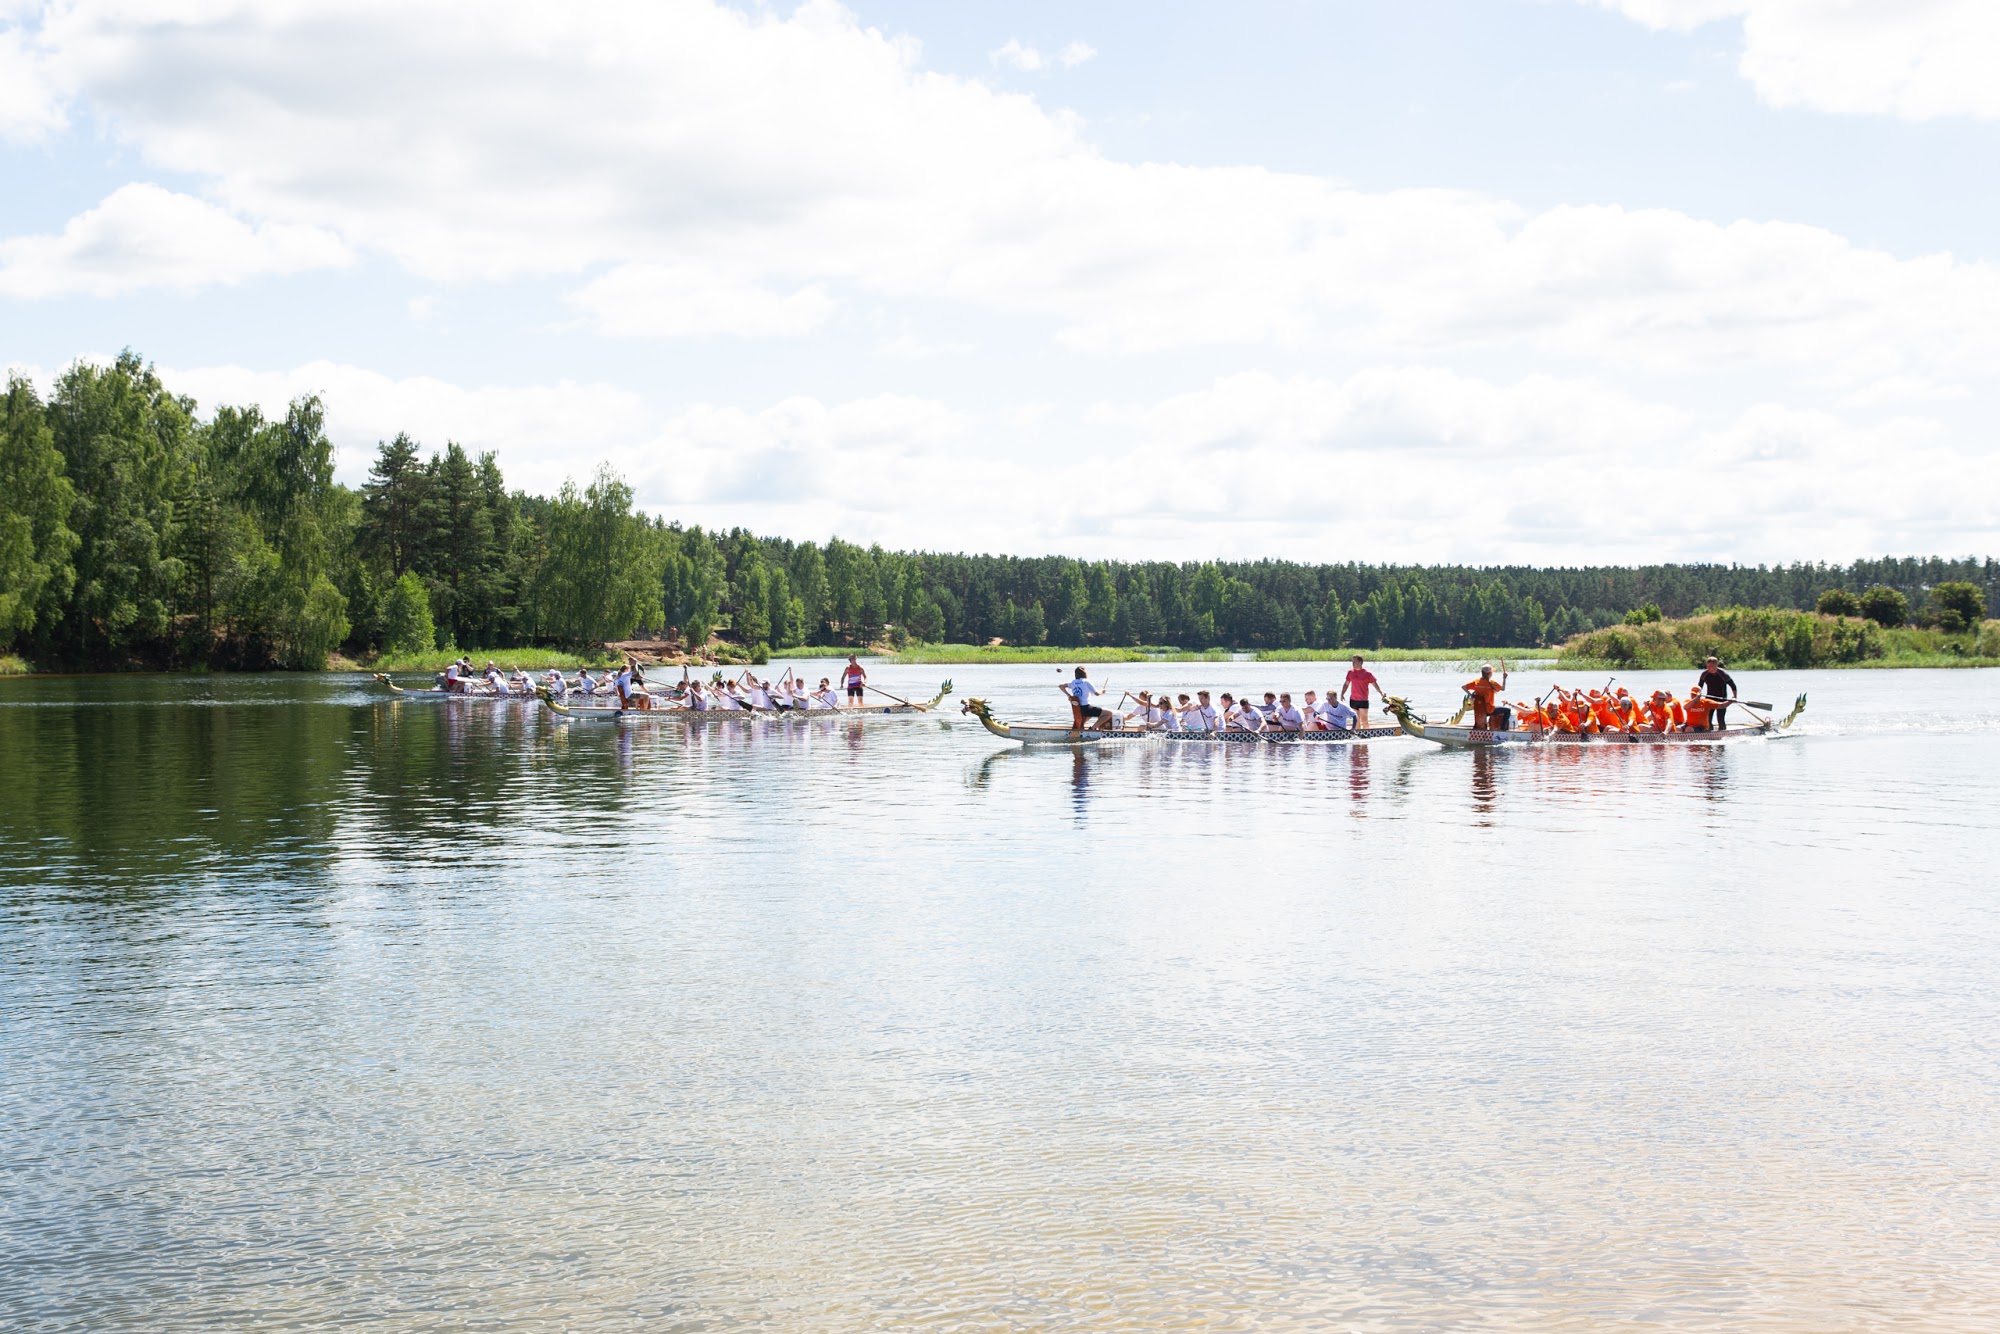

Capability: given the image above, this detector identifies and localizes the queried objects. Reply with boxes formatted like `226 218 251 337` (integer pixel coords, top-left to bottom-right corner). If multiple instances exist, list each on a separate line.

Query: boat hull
984 724 1404 746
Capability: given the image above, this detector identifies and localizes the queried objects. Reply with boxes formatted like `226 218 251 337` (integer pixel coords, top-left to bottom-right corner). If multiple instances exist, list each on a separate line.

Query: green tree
1858 585 1909 628
1927 581 1986 633
536 466 665 649
43 353 192 662
1815 588 1862 618
0 377 79 645
380 571 437 654
360 433 429 577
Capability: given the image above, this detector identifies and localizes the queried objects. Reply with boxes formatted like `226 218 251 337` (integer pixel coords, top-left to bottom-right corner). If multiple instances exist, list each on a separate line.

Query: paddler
1683 686 1715 732
544 668 567 700
1460 661 1509 729
1183 691 1220 731
1272 693 1305 731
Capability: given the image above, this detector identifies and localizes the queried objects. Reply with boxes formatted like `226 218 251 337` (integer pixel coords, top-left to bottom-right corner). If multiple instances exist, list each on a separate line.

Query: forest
4 355 1996 669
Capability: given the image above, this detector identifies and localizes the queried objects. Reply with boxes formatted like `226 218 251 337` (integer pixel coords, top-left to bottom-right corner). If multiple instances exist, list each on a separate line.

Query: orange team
1460 661 1509 729
1641 690 1672 732
1683 687 1716 732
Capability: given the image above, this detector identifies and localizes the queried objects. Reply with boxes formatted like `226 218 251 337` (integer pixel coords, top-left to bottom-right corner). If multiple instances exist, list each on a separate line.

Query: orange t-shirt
1463 678 1503 708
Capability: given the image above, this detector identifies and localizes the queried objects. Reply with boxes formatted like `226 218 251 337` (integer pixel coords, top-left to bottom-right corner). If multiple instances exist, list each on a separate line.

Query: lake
3 662 1997 1331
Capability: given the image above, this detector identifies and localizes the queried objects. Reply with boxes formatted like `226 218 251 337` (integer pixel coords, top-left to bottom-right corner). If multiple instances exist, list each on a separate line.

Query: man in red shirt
1341 655 1381 728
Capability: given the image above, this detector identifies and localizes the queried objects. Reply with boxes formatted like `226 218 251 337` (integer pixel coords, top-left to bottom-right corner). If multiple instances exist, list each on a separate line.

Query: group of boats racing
371 653 1807 749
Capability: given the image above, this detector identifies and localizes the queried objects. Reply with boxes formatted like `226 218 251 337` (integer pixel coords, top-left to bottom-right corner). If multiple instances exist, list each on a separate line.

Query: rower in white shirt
1221 692 1261 731
1180 690 1220 731
1271 692 1305 731
543 669 567 699
815 680 841 709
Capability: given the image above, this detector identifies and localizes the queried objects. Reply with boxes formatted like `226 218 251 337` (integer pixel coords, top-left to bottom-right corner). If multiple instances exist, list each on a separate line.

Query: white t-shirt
1328 702 1357 729
1067 679 1098 705
1182 705 1216 731
1275 706 1304 729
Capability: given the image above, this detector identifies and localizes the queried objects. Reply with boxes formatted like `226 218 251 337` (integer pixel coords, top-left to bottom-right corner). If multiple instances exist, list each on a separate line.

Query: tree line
3 355 1995 669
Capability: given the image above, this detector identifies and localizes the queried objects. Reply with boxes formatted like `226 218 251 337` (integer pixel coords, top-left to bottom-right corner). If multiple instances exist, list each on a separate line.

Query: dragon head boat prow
1381 696 1427 739
960 697 1014 740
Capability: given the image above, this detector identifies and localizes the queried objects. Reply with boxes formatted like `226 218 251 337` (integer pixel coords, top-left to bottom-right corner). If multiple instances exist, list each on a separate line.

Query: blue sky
3 0 1997 563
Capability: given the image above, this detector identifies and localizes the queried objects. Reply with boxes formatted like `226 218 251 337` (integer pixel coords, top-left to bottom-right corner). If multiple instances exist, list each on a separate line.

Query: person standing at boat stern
1696 656 1737 730
842 655 868 707
1062 668 1107 730
1342 656 1381 728
1462 661 1509 730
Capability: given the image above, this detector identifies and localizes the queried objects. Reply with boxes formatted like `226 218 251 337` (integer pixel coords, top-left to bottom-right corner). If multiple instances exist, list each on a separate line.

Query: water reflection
3 670 1999 1332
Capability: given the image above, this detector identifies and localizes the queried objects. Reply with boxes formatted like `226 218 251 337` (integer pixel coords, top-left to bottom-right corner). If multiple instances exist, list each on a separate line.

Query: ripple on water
1 668 1999 1330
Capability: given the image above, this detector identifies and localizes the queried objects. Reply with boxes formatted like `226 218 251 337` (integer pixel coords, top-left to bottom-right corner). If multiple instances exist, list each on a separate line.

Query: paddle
865 683 927 710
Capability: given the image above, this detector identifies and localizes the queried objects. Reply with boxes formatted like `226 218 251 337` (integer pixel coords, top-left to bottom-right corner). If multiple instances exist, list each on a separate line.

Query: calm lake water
3 662 1998 1331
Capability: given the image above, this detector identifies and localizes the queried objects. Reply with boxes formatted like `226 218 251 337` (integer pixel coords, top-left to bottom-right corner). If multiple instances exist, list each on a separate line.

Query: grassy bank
1558 609 2000 671
0 654 29 675
366 646 620 674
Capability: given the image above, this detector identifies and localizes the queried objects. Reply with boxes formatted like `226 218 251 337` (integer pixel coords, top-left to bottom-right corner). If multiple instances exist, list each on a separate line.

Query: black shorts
1350 696 1369 710
1078 704 1105 720
846 685 865 698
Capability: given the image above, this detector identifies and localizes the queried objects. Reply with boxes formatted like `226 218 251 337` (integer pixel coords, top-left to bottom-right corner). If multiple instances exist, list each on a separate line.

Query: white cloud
0 184 349 297
155 361 652 496
0 19 64 139
1058 41 1096 69
0 0 1992 391
569 264 833 337
989 38 1044 72
11 0 1993 374
1588 0 2000 120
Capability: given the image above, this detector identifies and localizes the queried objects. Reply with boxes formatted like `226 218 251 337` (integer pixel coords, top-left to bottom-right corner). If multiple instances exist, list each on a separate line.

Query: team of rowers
1457 657 1743 732
1059 657 1387 733
437 654 881 712
1056 654 1746 735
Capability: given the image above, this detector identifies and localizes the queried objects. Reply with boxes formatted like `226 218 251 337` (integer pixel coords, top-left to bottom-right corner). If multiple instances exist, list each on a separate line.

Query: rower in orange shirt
1683 688 1715 732
1665 694 1686 731
1641 690 1671 732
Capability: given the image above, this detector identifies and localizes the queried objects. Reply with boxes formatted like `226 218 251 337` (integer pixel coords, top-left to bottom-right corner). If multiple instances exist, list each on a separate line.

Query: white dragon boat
1381 693 1807 748
958 698 1404 746
373 672 948 719
537 681 951 721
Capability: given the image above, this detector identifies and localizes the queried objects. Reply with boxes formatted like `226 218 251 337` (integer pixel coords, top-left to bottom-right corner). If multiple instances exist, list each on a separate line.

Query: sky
3 0 1998 565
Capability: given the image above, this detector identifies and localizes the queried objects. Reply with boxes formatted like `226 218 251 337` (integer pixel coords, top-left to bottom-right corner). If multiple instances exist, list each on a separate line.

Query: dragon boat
958 698 1403 746
537 680 952 721
1381 693 1807 748
372 672 634 709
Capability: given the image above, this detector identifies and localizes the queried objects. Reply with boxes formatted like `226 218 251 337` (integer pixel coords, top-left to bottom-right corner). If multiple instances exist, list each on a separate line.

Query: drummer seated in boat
1062 668 1108 730
1461 662 1508 730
